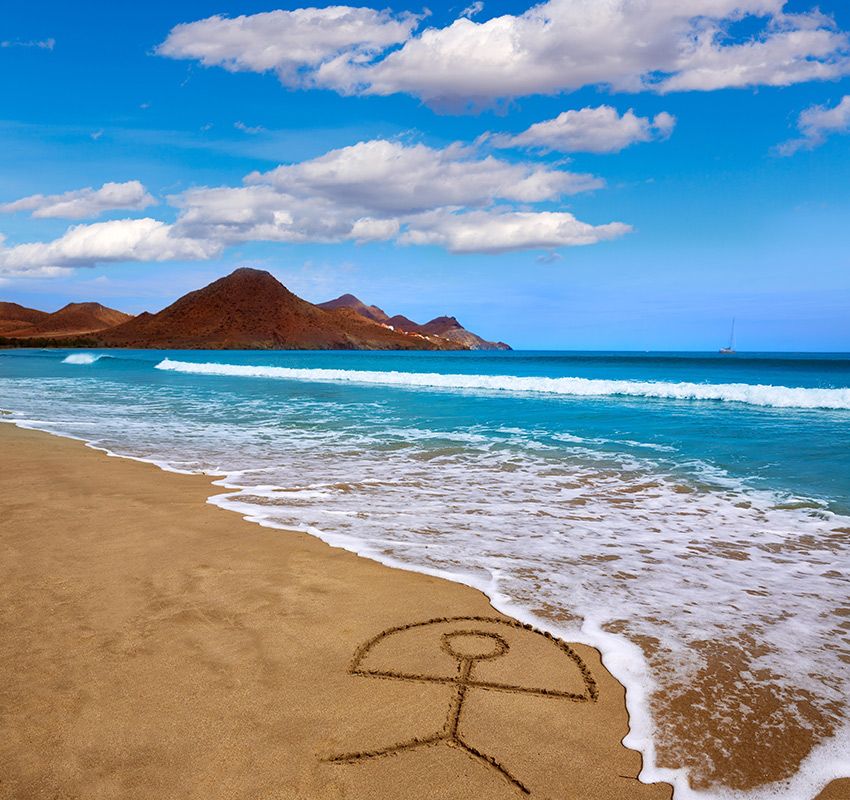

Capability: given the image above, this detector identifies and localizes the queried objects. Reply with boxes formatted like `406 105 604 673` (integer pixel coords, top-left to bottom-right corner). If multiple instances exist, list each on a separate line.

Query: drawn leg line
322 732 446 764
451 737 531 795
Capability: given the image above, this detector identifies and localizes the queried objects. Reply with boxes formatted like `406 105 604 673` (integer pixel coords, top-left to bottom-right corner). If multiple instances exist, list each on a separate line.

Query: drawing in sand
324 615 599 795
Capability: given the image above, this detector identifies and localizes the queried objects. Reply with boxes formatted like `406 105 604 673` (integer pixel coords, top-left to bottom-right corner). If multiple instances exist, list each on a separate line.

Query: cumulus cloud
173 139 605 245
493 106 676 153
172 184 356 244
350 1 850 102
158 1 850 104
248 139 601 211
0 181 156 219
0 218 220 276
776 95 850 155
350 217 401 242
157 6 420 87
399 210 631 253
0 139 625 275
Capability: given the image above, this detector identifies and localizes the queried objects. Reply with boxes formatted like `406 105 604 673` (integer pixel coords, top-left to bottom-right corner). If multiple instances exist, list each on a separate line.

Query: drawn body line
322 616 599 795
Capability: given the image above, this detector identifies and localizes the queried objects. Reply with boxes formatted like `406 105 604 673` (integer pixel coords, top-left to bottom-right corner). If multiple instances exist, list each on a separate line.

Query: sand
0 424 846 800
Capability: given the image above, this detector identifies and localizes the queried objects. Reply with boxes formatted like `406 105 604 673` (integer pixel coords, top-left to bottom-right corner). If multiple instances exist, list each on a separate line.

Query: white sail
720 318 736 353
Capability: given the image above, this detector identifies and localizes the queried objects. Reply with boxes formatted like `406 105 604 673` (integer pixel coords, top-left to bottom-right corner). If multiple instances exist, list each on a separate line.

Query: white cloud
493 106 676 153
157 6 421 87
173 139 604 245
172 184 352 244
658 14 848 92
247 139 601 213
399 209 631 253
776 95 850 155
1 38 54 50
234 121 266 134
353 2 850 103
350 217 401 242
460 2 484 19
0 139 625 276
0 218 220 275
158 1 850 104
0 181 156 219
0 264 71 280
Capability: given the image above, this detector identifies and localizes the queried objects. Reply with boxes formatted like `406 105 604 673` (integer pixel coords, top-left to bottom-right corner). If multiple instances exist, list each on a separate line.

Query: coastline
0 423 670 799
2 422 848 800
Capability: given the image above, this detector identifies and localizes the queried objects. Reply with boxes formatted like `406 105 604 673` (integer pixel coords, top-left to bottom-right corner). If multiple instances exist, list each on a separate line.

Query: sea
1 348 849 799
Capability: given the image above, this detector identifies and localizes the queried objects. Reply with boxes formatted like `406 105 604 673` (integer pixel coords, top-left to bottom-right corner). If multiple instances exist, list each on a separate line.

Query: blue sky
1 0 849 350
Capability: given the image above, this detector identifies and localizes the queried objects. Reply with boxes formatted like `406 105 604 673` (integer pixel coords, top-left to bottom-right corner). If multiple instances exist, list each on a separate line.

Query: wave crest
62 353 104 365
154 358 850 410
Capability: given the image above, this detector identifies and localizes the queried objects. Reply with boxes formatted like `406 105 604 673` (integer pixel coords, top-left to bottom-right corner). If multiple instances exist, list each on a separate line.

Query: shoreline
0 423 669 799
1 421 848 799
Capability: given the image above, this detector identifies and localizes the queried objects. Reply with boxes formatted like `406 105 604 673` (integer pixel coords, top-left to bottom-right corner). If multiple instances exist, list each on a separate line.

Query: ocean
2 348 849 798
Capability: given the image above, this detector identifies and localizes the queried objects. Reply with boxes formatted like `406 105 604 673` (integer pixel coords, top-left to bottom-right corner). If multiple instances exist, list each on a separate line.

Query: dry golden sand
0 424 846 800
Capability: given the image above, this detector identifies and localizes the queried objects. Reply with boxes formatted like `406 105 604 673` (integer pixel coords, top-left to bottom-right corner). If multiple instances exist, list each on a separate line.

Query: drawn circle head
440 630 510 662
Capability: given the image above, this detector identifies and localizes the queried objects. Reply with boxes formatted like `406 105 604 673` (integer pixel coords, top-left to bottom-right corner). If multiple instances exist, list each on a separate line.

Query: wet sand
0 424 846 799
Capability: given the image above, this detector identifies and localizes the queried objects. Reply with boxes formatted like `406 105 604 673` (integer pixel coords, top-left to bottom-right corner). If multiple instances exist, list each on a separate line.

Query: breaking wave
155 359 850 410
62 353 105 365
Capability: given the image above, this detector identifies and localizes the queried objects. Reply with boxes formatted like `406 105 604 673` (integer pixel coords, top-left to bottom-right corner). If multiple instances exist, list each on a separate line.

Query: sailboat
719 318 736 354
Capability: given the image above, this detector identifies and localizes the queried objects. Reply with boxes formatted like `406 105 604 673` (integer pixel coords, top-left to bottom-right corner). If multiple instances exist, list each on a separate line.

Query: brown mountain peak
422 316 463 334
1 299 131 338
0 301 50 336
98 269 463 351
203 267 295 297
318 293 389 323
0 301 49 324
222 266 279 283
386 314 424 333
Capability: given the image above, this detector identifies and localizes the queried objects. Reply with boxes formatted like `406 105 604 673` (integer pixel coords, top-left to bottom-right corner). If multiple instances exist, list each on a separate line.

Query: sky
1 0 849 350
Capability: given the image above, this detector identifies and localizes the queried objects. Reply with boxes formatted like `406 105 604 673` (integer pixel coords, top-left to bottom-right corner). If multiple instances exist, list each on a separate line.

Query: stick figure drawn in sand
324 616 598 795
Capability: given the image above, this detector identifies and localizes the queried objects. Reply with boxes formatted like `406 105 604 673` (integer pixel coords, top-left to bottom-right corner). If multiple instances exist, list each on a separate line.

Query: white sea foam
62 353 103 365
208 460 850 800
155 359 850 410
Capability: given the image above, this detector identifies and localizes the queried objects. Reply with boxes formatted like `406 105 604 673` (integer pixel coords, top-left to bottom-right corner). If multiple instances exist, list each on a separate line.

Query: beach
3 0 850 793
2 348 850 799
0 423 678 799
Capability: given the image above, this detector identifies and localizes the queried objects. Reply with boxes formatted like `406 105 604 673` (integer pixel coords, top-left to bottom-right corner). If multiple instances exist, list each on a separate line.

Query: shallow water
2 348 849 798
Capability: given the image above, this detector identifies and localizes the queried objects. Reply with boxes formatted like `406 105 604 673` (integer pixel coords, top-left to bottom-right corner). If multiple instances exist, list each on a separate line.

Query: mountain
387 314 424 333
98 268 464 350
1 270 510 351
1 301 131 338
419 316 511 351
0 302 49 335
321 296 511 351
28 303 132 337
317 294 389 323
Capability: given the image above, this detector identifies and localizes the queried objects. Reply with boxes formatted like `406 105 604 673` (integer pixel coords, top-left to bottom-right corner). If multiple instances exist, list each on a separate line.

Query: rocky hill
98 269 464 350
317 294 389 324
0 301 49 335
0 301 131 338
2 270 510 351
320 295 511 351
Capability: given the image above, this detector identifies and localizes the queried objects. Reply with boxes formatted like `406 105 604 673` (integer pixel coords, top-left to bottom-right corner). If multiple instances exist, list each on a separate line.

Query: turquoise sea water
2 348 849 797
